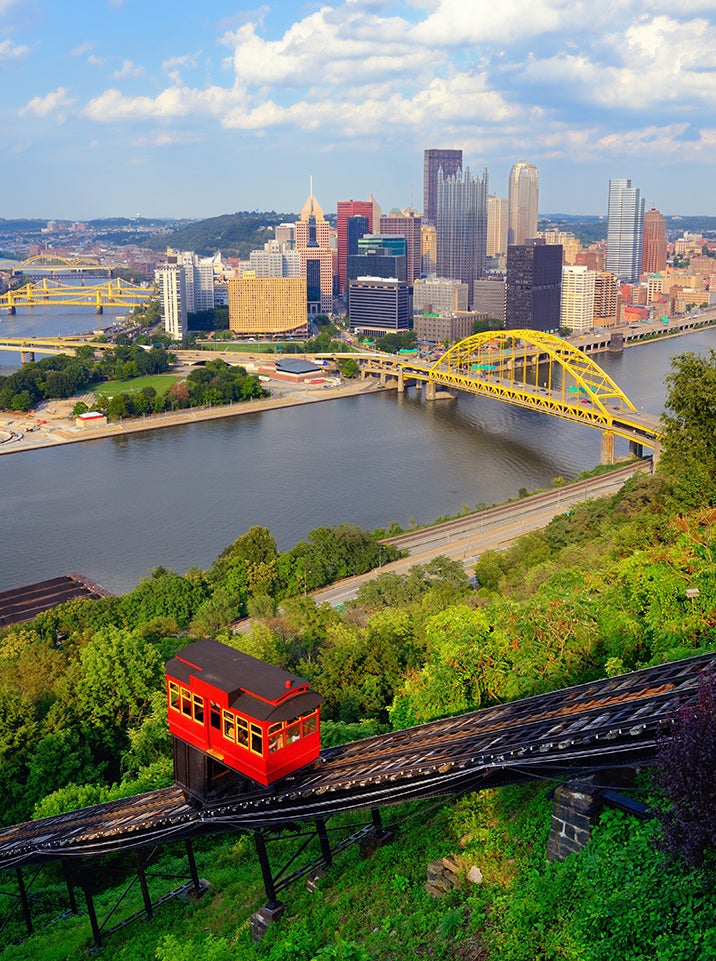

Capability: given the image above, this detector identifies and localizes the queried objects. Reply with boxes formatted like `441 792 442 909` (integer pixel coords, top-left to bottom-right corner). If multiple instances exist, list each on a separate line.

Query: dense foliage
0 349 715 957
0 343 175 412
655 670 716 867
141 212 299 259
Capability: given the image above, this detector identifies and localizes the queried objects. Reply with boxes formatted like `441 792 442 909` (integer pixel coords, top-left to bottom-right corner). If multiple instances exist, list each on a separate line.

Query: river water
1 312 714 595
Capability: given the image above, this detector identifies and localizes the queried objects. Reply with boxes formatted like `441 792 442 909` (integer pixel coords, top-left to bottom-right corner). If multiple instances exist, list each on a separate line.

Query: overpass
356 330 662 463
0 335 116 363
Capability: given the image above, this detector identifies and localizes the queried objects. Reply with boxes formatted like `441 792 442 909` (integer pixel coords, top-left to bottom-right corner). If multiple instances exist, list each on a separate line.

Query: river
1 316 714 595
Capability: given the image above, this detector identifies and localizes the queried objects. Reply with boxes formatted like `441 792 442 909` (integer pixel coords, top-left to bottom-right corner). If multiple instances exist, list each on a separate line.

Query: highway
309 461 651 608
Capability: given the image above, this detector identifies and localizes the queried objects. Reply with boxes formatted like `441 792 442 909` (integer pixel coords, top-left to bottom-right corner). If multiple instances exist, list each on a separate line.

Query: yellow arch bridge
15 254 107 275
0 279 153 314
358 330 662 463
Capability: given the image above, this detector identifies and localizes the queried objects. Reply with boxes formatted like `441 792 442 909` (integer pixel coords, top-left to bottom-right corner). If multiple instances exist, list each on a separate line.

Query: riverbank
1 314 713 457
0 378 381 456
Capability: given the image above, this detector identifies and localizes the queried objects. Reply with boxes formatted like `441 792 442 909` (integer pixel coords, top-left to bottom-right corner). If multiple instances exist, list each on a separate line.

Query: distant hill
141 211 299 259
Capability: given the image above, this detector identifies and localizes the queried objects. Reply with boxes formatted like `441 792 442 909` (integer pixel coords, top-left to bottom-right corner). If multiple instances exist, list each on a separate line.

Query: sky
1 0 715 221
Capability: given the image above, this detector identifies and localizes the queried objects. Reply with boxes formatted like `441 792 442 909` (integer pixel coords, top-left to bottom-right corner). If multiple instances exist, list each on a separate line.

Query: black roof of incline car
166 638 322 723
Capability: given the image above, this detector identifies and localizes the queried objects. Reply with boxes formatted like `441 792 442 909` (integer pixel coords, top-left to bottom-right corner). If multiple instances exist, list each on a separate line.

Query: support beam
185 839 202 896
315 817 333 869
134 851 154 920
600 430 615 465
62 861 78 916
79 867 102 948
253 830 279 908
629 440 643 458
15 868 33 937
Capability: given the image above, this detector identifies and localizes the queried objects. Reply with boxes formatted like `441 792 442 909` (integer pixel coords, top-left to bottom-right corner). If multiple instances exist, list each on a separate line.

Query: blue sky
2 0 715 221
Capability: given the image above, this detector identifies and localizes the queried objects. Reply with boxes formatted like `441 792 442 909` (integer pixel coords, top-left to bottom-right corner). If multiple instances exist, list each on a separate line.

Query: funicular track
0 651 713 872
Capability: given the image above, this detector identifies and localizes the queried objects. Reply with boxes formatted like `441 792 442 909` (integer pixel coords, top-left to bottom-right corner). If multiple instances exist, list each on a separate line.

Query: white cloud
71 42 96 57
112 59 146 80
20 87 75 118
518 15 716 110
162 53 199 84
410 0 569 45
82 84 245 123
226 7 420 88
0 37 28 64
132 130 205 147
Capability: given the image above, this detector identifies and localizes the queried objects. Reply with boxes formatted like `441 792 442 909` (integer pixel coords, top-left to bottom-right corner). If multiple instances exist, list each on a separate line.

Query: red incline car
166 639 323 801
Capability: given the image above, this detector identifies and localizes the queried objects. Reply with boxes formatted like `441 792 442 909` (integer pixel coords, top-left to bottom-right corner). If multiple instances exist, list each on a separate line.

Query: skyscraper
423 148 462 225
295 189 333 314
506 239 562 332
155 262 187 340
336 200 374 294
487 195 509 258
606 178 645 282
561 265 596 333
379 209 422 283
642 207 667 275
436 165 488 306
508 163 539 246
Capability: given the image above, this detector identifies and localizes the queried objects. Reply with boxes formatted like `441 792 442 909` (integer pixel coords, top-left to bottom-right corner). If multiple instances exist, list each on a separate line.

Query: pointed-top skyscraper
296 185 333 314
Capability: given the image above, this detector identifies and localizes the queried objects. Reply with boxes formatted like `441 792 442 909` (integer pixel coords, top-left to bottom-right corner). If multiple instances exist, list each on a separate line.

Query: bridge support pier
600 430 615 465
96 305 103 314
20 351 35 364
547 778 600 862
397 371 405 393
425 381 436 401
629 440 643 458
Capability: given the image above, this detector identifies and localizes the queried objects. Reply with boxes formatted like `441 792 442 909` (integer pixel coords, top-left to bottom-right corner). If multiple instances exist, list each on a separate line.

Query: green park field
95 374 182 399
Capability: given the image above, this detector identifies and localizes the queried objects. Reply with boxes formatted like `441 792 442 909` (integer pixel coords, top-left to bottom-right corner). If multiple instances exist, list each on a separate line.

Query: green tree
659 350 716 507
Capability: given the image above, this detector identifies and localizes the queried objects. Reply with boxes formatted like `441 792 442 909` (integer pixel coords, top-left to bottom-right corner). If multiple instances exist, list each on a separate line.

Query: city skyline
1 1 715 220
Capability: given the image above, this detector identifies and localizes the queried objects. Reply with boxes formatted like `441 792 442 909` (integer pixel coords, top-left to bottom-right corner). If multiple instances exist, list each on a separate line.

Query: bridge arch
18 254 104 273
432 329 638 417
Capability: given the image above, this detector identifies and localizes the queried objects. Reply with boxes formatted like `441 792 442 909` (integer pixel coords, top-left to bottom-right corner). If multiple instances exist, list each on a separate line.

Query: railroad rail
0 651 712 872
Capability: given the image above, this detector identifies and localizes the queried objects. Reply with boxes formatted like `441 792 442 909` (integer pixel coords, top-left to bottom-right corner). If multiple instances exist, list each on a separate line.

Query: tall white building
606 178 645 282
178 250 217 313
508 163 539 246
155 263 187 340
561 265 596 333
249 241 301 278
487 195 509 258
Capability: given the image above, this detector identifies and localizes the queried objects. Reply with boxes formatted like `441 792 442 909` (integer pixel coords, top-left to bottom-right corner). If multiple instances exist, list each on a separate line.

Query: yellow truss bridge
0 279 153 314
17 254 107 274
358 330 662 461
